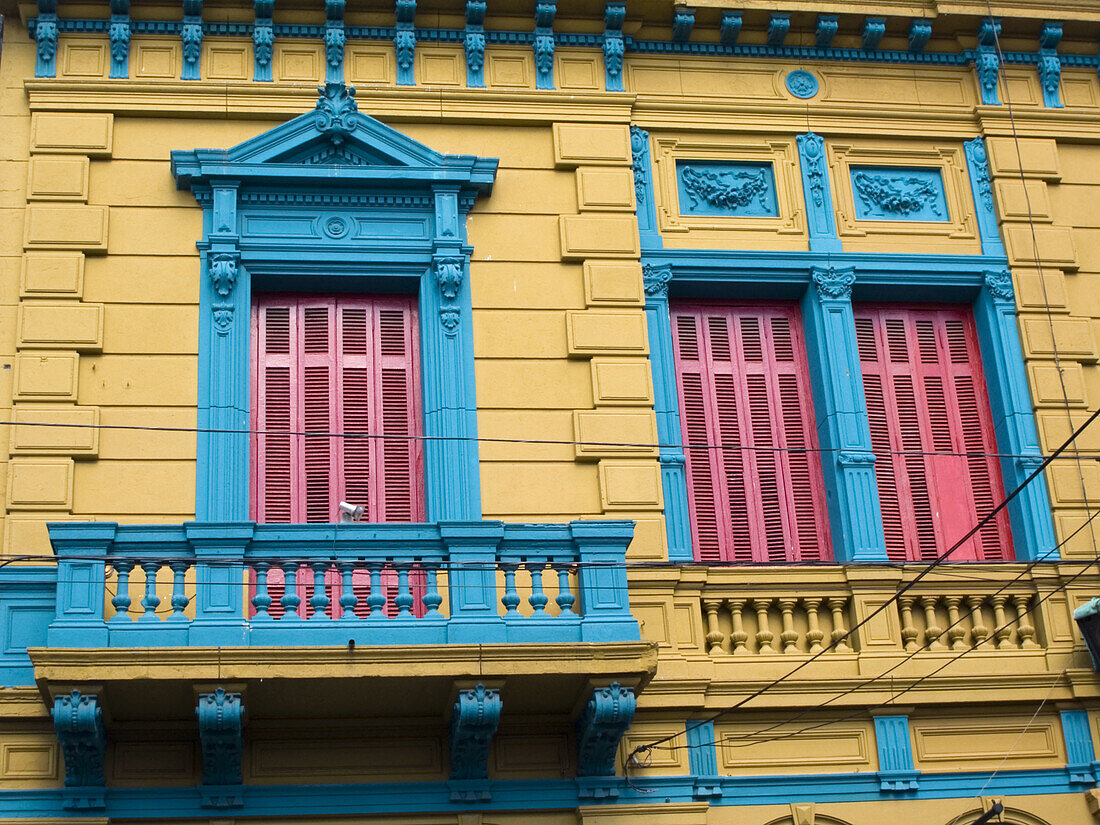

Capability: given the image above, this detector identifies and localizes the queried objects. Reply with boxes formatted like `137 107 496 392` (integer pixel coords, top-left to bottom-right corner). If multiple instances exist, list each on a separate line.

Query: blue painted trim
0 567 56 687
720 12 742 46
977 19 1002 105
964 137 1005 257
534 2 556 90
815 15 837 49
631 126 662 249
786 70 819 99
0 767 1093 819
796 132 842 253
464 1 486 88
908 20 931 53
849 166 949 223
324 0 346 84
181 0 203 80
33 0 57 77
394 0 416 86
1060 710 1100 785
672 8 694 43
767 14 790 47
862 18 886 51
107 0 130 79
873 715 920 791
686 721 722 799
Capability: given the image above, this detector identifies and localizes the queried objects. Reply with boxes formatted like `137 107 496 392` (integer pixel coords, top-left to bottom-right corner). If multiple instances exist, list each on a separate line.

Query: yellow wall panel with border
5 459 74 511
598 460 663 510
346 44 395 85
30 114 113 157
26 157 89 202
553 124 631 168
18 303 104 351
567 310 648 357
20 253 84 297
582 261 644 307
131 38 178 79
10 407 99 457
59 38 107 79
573 410 659 460
13 353 79 402
590 358 654 407
23 205 109 253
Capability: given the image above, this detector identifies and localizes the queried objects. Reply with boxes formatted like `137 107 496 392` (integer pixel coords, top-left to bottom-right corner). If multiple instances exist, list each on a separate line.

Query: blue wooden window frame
171 84 497 523
637 130 1056 564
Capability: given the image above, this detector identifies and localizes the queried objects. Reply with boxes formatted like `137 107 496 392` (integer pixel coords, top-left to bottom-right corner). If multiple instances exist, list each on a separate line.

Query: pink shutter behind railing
672 303 831 563
855 305 1013 562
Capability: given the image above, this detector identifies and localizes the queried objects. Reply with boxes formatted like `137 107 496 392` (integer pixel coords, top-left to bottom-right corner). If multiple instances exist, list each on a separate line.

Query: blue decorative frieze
325 0 346 83
1038 21 1063 108
464 1 486 87
862 18 885 51
677 161 777 218
534 2 556 89
603 2 626 92
108 0 130 78
181 0 203 80
850 166 948 221
52 691 106 810
786 69 818 99
977 18 1002 105
720 11 741 45
394 0 417 86
908 20 931 53
577 683 635 793
672 7 694 42
449 684 502 801
873 715 920 792
253 0 274 80
35 0 58 77
197 688 245 808
767 14 790 47
815 15 838 49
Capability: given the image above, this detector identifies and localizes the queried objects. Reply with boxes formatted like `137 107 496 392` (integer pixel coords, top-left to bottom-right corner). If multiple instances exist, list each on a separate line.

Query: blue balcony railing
45 520 640 648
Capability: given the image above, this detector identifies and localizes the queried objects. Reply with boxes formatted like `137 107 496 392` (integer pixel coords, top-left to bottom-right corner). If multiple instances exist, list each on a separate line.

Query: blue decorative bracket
1061 710 1100 785
449 684 502 801
672 8 694 43
873 715 920 792
197 688 245 808
53 691 106 810
1039 21 1063 108
576 683 635 799
977 18 1002 105
796 132 841 253
908 20 931 53
686 720 722 799
603 3 625 92
720 12 741 46
767 14 790 47
815 15 837 49
181 0 203 80
534 2 556 90
324 0 346 84
253 0 274 81
395 0 417 86
108 0 130 78
862 18 886 51
35 0 58 77
464 1 486 87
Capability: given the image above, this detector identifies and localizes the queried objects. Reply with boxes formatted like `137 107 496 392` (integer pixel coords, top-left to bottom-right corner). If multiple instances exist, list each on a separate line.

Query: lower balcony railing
45 520 640 648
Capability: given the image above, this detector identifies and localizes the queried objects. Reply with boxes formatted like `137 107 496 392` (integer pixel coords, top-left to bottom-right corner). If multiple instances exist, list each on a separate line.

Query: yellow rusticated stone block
17 303 104 351
624 514 667 560
97 408 197 461
1012 268 1067 311
591 358 654 406
10 407 99 457
474 310 567 358
566 310 648 358
485 48 534 89
346 44 395 85
994 179 1052 221
13 353 79 401
6 458 74 511
471 262 584 310
1020 316 1097 361
583 260 644 306
132 38 179 79
23 205 109 253
477 410 575 462
987 137 1061 180
1039 410 1100 451
204 38 250 81
559 216 640 260
20 253 84 297
1058 511 1100 558
576 167 636 212
418 46 464 87
556 50 601 91
598 460 663 510
553 124 631 169
1049 460 1100 504
475 360 593 409
573 410 659 460
60 39 107 78
26 156 89 202
274 42 323 83
1028 362 1087 407
1004 225 1077 269
30 113 113 157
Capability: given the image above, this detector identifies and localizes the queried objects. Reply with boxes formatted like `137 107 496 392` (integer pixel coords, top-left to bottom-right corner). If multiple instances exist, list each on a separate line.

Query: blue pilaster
602 3 625 92
632 126 662 249
687 720 722 799
464 1 486 87
108 0 130 78
964 137 1005 257
572 521 639 641
534 2 556 90
1061 709 1100 785
873 715 920 791
643 265 692 562
34 0 58 77
801 267 889 563
253 0 274 81
47 523 116 648
181 0 203 80
324 0 346 84
185 522 252 646
973 271 1057 561
796 133 842 253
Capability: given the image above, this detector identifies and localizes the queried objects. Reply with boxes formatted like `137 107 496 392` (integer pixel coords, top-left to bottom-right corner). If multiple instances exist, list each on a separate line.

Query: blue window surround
170 83 497 523
636 128 1056 564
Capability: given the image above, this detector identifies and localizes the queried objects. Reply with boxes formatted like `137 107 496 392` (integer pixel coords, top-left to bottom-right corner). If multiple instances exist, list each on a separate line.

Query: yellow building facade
2 1 1100 824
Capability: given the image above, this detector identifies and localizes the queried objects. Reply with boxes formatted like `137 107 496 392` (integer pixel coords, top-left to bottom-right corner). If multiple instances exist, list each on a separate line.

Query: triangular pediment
171 83 497 192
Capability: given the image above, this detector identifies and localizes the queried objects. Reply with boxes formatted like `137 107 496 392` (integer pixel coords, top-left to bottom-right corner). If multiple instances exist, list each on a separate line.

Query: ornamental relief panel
650 133 805 249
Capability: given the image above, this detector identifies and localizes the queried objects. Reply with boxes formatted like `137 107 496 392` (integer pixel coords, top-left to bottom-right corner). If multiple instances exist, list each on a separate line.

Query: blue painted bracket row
637 130 1055 565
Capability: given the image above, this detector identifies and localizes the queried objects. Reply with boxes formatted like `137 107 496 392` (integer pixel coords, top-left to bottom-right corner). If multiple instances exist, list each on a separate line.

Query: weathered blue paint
1061 710 1100 785
171 84 496 524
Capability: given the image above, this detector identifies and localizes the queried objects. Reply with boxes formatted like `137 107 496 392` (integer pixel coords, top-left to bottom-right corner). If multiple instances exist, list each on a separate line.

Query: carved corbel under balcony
196 687 245 808
52 690 107 810
576 682 636 799
448 683 502 801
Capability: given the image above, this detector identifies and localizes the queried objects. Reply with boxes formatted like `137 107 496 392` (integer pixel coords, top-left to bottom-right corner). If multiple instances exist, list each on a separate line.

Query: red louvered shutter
854 305 1013 562
672 303 832 563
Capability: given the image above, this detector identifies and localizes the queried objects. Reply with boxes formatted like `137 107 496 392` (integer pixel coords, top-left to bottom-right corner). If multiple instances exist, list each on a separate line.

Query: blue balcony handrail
45 520 640 648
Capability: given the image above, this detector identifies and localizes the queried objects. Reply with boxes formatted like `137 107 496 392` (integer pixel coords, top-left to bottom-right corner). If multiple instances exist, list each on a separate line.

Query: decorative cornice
642 262 673 297
983 268 1015 301
811 265 856 300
